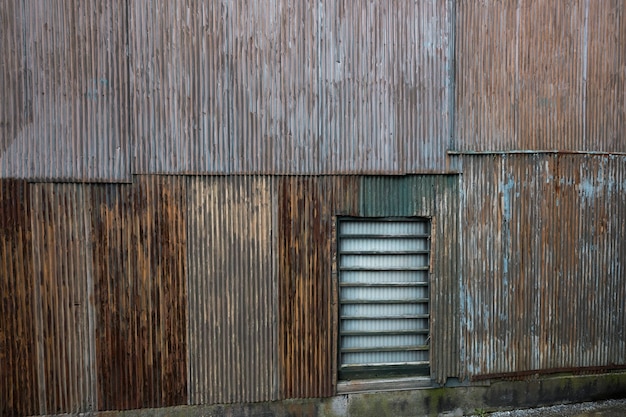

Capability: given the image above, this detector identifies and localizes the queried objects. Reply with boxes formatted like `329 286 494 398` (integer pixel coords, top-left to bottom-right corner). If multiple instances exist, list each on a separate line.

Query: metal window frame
335 216 432 381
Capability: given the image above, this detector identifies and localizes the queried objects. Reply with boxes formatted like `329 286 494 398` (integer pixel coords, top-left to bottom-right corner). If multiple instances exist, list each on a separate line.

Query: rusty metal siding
319 0 452 173
91 177 188 410
460 154 626 379
455 0 626 153
0 0 130 181
129 176 188 408
278 176 360 398
0 179 39 417
186 175 277 404
30 183 98 414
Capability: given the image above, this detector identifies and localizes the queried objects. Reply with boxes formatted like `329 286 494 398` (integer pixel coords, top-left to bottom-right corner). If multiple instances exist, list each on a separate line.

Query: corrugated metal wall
455 0 626 152
460 154 626 379
1 175 460 415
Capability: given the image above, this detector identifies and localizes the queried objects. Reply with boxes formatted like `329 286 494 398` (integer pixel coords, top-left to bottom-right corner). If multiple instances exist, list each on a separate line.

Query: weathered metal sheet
278 176 360 398
0 179 39 417
455 0 625 152
30 183 98 414
91 177 188 410
0 0 130 181
460 154 626 379
319 0 453 173
186 175 277 404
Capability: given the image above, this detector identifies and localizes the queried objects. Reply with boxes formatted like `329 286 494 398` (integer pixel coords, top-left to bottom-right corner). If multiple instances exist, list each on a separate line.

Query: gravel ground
483 399 626 416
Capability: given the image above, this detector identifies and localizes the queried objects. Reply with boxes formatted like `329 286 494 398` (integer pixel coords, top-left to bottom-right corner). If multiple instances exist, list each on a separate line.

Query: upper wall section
455 0 626 152
0 0 130 181
0 0 452 180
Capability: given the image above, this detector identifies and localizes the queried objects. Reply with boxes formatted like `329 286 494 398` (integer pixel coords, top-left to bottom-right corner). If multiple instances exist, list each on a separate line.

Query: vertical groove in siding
462 154 626 378
1 0 129 181
187 176 277 405
0 180 39 417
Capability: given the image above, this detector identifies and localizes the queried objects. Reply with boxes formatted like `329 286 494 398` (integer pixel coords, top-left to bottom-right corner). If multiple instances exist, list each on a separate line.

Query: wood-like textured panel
30 184 97 414
187 176 277 404
130 176 188 408
0 180 39 417
279 177 359 398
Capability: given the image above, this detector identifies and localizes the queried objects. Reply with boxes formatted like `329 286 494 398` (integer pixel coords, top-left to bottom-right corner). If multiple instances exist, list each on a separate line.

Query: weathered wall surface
0 175 459 415
459 154 626 379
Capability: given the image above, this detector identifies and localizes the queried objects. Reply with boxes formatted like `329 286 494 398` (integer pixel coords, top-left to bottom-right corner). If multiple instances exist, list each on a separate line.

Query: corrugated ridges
0 179 39 417
187 175 277 404
455 0 626 152
0 0 130 181
461 154 626 377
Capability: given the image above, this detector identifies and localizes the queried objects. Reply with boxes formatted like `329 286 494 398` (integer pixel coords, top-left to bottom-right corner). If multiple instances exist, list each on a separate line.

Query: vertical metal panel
0 179 39 417
454 0 625 152
460 154 626 379
0 0 130 181
187 176 277 404
279 176 359 398
90 183 138 411
359 176 460 384
30 183 97 414
90 178 188 411
586 1 626 149
229 0 319 174
129 176 188 408
319 0 452 173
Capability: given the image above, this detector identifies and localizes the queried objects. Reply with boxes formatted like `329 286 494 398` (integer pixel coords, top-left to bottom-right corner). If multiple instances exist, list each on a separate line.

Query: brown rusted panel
278 176 359 398
187 176 277 404
319 0 452 173
586 1 626 151
460 154 626 379
128 176 188 408
90 183 144 411
0 0 130 181
0 179 39 417
30 183 97 414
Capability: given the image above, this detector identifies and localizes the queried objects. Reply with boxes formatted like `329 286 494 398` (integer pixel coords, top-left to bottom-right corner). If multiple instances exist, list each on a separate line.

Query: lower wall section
49 372 626 417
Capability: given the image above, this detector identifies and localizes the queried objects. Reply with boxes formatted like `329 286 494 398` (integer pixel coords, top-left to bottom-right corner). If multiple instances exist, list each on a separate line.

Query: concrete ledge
46 372 626 417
